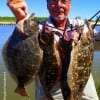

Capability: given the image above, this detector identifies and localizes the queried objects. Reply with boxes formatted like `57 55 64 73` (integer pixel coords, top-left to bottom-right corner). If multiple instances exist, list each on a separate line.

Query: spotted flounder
2 14 42 96
66 20 94 100
38 27 62 100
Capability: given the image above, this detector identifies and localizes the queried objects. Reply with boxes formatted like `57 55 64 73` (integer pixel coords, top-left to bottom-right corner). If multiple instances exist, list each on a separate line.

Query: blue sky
0 0 100 19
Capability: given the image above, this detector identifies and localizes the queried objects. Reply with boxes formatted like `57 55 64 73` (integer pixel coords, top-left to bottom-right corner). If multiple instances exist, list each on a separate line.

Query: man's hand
7 0 28 21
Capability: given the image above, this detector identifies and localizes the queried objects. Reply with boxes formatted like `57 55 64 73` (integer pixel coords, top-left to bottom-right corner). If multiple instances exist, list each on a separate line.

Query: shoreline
0 21 100 25
0 22 15 25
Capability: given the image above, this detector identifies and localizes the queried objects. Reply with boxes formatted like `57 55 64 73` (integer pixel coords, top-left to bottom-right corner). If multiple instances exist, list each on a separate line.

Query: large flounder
67 20 94 100
2 14 42 96
38 26 62 100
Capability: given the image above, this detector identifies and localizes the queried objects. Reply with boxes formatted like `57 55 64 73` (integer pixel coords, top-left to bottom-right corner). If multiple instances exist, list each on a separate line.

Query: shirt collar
39 16 74 40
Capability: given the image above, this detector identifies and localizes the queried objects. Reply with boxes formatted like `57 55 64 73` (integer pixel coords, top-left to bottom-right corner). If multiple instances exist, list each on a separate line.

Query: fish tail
15 86 30 97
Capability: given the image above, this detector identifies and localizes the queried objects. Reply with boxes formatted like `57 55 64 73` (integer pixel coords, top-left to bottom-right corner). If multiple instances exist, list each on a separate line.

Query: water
0 24 15 49
95 25 100 32
0 24 15 66
0 24 100 99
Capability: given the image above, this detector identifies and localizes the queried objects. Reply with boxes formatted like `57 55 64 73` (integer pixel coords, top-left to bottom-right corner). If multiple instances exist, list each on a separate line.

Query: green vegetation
89 20 100 22
0 16 100 24
0 17 16 22
35 17 47 21
0 16 47 22
96 83 100 98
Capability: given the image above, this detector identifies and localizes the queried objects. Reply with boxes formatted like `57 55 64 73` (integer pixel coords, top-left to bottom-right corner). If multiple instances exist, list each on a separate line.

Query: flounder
66 20 94 100
2 14 42 96
38 26 62 100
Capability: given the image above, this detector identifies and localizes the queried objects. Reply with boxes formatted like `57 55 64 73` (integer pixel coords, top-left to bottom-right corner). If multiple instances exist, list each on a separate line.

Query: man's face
47 0 71 21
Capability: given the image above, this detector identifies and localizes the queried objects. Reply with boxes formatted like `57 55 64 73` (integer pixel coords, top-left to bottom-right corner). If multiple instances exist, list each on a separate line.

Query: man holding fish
6 0 99 100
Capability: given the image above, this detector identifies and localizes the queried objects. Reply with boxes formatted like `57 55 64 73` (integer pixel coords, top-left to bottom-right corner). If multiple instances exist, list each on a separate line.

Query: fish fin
15 87 30 97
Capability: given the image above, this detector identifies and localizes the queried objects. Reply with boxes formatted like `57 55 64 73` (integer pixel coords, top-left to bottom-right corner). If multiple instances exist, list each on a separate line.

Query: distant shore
0 21 100 25
0 22 15 25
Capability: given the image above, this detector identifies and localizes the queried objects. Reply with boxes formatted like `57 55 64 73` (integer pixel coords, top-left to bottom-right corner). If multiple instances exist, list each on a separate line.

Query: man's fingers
7 0 28 21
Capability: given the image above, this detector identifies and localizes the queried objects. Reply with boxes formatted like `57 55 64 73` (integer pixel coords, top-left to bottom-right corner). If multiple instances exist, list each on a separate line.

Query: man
7 0 99 100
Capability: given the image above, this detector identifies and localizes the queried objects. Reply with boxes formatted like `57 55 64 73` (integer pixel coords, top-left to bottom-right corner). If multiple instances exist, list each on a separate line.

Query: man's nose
56 0 62 6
